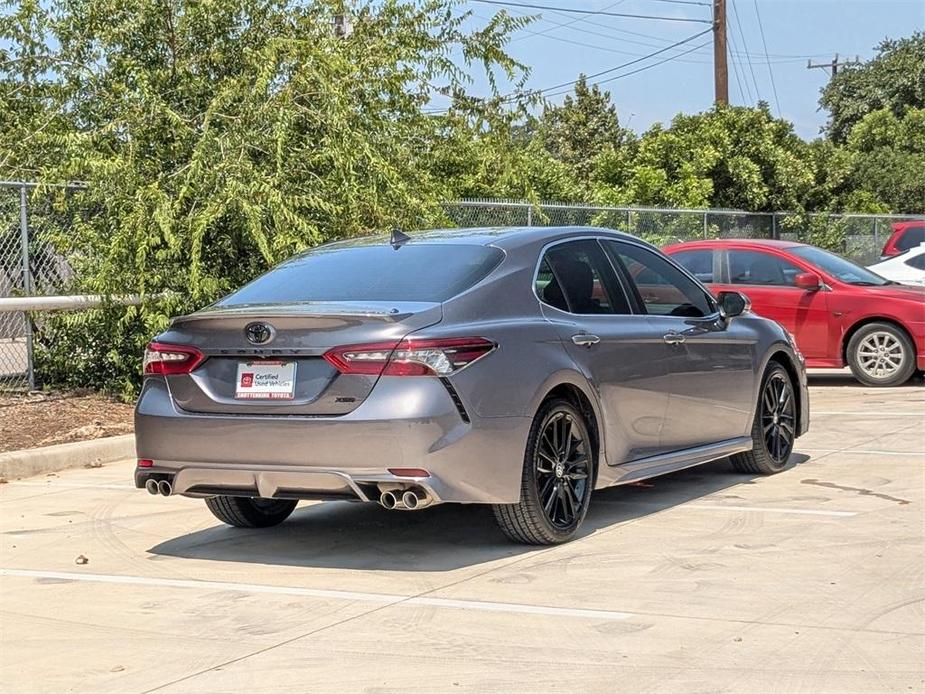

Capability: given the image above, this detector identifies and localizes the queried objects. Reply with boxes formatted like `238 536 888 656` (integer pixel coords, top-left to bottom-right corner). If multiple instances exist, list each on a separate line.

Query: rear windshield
790 245 891 286
896 225 925 252
218 243 504 305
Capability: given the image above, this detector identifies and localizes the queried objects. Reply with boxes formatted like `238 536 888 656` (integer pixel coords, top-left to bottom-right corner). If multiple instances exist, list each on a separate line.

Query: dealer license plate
235 361 296 400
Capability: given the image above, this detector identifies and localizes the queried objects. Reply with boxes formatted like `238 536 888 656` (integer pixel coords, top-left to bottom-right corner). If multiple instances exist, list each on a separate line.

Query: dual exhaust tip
380 488 429 511
145 479 172 497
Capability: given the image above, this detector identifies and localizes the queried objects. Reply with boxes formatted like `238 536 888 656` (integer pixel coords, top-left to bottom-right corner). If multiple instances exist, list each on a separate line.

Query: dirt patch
0 392 134 453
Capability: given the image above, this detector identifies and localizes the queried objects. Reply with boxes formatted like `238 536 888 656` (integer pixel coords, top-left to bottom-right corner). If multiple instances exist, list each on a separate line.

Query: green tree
0 0 69 177
536 75 627 184
432 99 582 203
592 105 814 211
842 107 925 214
3 0 531 394
820 32 925 143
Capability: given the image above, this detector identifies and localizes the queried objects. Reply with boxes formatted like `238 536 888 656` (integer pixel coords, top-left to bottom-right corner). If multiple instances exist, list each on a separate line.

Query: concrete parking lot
2 373 923 693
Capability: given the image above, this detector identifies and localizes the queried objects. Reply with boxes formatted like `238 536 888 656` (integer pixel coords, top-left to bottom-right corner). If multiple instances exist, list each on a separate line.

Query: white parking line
813 411 924 417
0 569 634 622
593 499 859 517
802 448 925 457
4 481 136 490
690 504 857 517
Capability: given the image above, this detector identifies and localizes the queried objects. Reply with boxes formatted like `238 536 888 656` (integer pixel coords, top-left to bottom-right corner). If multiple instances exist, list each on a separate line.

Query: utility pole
807 53 861 78
713 0 728 105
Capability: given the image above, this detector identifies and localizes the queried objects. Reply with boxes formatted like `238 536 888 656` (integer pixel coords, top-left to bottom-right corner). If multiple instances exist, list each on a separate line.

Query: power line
470 0 712 24
509 0 628 44
753 0 781 116
520 27 713 97
724 15 749 102
544 39 713 97
504 3 815 62
730 0 762 102
627 0 711 5
807 54 861 78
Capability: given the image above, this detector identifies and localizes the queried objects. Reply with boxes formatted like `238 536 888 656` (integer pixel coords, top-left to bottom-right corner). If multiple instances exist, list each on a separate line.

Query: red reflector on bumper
388 468 430 478
137 459 154 468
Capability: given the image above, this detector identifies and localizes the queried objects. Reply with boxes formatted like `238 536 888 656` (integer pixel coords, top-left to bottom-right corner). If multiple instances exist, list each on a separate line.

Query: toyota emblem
244 322 275 345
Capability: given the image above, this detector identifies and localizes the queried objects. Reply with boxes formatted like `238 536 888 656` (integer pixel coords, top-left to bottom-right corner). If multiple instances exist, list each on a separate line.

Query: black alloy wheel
535 410 591 529
761 369 796 465
493 398 595 545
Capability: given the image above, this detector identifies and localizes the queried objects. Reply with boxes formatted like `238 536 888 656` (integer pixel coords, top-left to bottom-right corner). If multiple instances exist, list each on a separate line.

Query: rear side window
671 249 714 283
536 240 632 315
905 254 925 270
728 250 801 286
896 226 925 252
218 244 504 305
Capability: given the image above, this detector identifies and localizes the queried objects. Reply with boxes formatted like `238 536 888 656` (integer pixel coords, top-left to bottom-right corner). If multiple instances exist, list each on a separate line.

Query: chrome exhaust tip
157 480 172 497
401 488 431 510
145 479 159 495
401 489 420 510
380 491 398 509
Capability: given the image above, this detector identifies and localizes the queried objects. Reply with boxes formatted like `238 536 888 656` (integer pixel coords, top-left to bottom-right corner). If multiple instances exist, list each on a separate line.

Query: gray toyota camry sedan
135 227 809 544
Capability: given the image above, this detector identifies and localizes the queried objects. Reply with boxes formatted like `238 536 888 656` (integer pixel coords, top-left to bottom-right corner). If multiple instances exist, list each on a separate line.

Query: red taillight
137 458 154 468
143 342 205 375
323 337 495 377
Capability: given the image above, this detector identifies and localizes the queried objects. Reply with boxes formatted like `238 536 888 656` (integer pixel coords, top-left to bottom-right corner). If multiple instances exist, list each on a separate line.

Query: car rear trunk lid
157 301 442 415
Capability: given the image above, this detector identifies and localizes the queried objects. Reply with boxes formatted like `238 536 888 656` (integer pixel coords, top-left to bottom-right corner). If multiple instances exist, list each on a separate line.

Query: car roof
664 239 805 251
321 226 645 251
891 221 925 232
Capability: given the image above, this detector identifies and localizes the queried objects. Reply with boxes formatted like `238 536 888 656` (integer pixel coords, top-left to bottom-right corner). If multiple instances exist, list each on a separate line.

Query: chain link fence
444 200 922 264
2 185 922 393
1 182 80 392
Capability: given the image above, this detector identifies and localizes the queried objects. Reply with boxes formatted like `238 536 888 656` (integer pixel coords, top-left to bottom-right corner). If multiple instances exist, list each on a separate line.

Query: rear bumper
134 376 531 504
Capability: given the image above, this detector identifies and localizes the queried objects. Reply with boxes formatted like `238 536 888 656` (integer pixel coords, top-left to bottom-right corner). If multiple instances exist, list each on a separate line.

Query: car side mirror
717 291 750 318
794 272 822 291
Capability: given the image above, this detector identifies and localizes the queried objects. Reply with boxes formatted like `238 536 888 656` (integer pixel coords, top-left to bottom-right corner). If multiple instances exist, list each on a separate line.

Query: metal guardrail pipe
0 295 149 312
0 180 88 190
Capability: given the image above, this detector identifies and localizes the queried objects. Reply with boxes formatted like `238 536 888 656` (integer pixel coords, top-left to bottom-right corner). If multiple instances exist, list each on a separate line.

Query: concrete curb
0 435 135 481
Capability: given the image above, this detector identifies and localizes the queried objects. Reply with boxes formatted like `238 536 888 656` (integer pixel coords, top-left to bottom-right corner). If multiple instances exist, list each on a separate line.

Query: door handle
663 331 686 345
571 334 601 347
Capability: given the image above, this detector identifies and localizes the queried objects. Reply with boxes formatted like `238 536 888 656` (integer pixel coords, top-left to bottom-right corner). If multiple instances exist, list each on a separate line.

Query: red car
881 221 925 259
664 240 925 387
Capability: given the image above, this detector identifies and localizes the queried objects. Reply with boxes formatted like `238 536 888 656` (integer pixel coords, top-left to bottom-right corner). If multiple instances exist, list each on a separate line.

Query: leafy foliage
842 108 925 214
536 75 627 184
2 4 923 394
592 105 814 211
820 32 925 143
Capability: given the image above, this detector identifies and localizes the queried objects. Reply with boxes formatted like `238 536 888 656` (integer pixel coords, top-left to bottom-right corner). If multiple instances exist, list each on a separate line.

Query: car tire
846 322 916 387
493 398 594 545
731 363 796 475
205 496 297 528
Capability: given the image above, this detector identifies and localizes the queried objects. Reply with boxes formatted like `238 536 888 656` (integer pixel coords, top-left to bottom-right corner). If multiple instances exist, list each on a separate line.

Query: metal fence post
526 204 532 227
873 218 879 249
19 185 35 390
772 213 779 240
703 212 708 239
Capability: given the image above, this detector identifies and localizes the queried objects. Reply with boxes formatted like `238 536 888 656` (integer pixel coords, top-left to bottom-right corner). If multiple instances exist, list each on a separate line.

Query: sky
452 0 925 140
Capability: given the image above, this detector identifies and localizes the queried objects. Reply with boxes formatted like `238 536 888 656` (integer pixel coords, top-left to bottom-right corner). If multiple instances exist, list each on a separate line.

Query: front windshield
790 246 892 286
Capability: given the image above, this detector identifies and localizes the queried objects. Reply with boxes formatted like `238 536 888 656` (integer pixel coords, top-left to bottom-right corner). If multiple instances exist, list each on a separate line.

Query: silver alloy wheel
856 331 906 379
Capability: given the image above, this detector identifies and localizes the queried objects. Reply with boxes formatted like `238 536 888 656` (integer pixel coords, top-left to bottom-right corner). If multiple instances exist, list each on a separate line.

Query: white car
868 245 925 286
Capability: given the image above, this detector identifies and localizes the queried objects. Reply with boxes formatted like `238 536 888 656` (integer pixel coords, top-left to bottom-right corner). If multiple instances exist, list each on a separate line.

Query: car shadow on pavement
807 372 924 388
148 454 811 572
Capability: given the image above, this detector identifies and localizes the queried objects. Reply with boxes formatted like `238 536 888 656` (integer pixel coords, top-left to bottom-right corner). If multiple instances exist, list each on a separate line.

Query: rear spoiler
171 301 441 326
